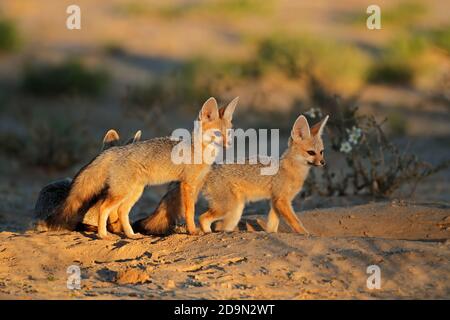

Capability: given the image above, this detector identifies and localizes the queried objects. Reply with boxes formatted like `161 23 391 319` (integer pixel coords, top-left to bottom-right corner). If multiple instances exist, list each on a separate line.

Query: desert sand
0 201 449 299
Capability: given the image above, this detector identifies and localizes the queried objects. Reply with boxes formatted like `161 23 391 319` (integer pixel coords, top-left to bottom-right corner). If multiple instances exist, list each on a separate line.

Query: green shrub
0 115 89 170
0 18 20 53
22 60 110 97
429 26 450 54
367 62 415 85
248 34 370 91
367 34 428 85
24 117 88 169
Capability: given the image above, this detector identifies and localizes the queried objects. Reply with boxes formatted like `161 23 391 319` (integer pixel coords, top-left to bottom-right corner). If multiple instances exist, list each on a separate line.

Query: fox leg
98 195 126 239
272 198 309 235
180 182 198 235
199 209 225 233
221 202 245 232
108 211 121 231
108 213 122 233
117 187 144 239
266 207 280 233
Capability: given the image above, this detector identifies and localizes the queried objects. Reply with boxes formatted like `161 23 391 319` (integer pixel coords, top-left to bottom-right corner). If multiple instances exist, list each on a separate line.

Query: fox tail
44 158 109 231
133 182 182 235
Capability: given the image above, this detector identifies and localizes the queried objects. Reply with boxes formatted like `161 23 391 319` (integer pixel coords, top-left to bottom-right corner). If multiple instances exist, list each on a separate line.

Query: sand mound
0 201 449 299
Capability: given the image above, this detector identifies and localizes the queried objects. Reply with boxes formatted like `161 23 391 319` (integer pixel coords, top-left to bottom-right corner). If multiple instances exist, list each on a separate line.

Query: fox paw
98 233 118 241
187 228 202 236
126 233 144 240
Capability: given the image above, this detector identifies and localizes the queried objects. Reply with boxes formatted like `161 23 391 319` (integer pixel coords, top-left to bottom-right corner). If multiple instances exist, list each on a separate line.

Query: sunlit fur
134 115 329 235
35 129 141 233
199 115 329 234
45 97 238 239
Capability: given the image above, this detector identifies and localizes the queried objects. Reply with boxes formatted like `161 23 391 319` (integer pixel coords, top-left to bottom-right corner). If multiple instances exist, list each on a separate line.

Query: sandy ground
0 201 449 299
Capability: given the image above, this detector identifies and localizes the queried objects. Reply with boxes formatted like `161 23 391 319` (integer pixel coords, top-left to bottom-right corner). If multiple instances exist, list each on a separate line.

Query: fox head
101 129 142 151
289 114 329 167
197 97 238 149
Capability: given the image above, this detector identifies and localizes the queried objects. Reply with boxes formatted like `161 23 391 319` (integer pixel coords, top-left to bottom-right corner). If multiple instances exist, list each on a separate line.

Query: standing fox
134 114 329 234
45 97 238 239
35 129 142 233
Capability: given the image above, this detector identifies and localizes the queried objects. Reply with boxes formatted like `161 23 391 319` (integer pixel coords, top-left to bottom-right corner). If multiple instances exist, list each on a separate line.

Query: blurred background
0 0 449 231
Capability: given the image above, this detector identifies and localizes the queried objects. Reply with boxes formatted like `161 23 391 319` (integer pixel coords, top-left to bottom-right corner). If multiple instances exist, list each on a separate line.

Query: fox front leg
180 182 199 235
272 198 309 235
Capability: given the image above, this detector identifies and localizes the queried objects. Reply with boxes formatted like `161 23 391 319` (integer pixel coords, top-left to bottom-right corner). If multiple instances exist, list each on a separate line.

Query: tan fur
135 115 328 235
47 97 238 239
83 129 142 233
39 129 142 233
200 115 329 233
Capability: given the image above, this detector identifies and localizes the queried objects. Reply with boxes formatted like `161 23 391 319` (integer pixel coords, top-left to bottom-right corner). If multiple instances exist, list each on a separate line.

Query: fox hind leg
221 202 245 232
98 195 126 240
199 209 225 233
117 187 144 239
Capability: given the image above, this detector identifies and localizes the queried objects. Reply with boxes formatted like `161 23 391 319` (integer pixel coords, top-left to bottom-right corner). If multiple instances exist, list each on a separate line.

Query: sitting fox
44 97 238 239
134 114 329 235
35 129 141 233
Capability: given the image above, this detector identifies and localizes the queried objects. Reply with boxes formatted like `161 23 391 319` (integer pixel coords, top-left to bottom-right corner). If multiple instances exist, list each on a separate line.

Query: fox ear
291 115 311 141
199 97 219 122
310 115 329 136
125 130 142 145
221 96 239 121
102 129 120 150
132 130 142 142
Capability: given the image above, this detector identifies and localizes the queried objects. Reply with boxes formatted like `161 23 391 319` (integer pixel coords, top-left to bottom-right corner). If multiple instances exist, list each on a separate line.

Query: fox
45 97 238 239
134 114 329 235
35 129 142 233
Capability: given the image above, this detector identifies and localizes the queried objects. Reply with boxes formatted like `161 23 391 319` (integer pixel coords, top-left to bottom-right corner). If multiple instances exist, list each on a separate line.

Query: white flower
349 133 359 144
305 107 322 119
340 141 352 154
346 126 362 145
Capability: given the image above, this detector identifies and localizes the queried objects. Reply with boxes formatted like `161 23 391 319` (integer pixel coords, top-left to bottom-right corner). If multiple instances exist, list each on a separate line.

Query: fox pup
134 114 328 235
35 129 142 233
200 114 329 233
45 97 238 239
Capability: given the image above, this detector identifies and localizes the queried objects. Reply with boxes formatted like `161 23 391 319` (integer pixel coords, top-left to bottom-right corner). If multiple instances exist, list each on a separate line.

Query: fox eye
320 150 324 155
214 131 222 138
307 150 316 156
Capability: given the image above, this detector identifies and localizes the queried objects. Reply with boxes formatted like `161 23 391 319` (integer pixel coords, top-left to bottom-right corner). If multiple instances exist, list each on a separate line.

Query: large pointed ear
102 129 120 150
310 115 329 136
220 96 239 121
291 115 311 141
125 130 142 145
198 97 219 122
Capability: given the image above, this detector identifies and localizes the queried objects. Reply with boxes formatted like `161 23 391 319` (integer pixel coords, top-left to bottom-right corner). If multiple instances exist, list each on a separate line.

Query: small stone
166 279 176 289
115 268 151 285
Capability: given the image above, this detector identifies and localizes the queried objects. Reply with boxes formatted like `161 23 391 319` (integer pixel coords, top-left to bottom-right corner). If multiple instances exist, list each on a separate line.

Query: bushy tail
34 178 72 220
133 182 183 235
44 158 109 231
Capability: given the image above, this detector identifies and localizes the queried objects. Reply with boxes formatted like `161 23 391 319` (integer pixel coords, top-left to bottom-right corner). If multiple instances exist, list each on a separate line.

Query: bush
22 60 110 97
429 26 450 54
367 34 428 85
0 115 89 170
124 57 244 115
0 18 20 53
247 34 370 91
301 78 449 197
24 117 88 169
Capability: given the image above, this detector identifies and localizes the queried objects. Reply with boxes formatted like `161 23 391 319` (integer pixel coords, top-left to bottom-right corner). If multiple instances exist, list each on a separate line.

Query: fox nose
320 160 325 166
